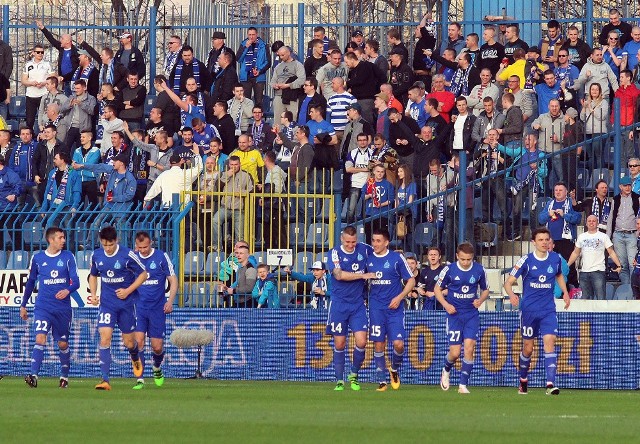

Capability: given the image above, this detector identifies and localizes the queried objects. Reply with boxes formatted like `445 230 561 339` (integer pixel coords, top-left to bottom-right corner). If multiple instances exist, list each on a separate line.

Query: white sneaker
458 385 470 394
440 368 450 391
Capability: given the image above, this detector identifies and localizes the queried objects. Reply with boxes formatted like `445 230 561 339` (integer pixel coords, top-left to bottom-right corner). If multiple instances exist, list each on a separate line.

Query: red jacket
612 84 640 126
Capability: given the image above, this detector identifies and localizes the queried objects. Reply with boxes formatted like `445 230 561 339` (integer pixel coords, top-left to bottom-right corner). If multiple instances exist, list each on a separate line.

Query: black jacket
389 117 421 156
210 114 237 155
40 27 79 82
169 58 213 95
80 41 129 91
115 47 146 80
389 62 414 106
210 65 238 104
206 45 237 74
33 139 67 181
346 60 381 100
0 39 13 79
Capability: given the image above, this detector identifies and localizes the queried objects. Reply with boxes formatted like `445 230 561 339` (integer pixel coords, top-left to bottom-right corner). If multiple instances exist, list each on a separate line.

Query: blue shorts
520 310 558 339
446 310 479 345
97 305 137 334
368 306 405 342
33 308 72 342
135 307 166 339
326 301 369 336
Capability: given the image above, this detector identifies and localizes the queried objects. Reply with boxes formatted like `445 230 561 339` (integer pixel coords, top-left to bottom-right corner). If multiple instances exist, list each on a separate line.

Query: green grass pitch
0 378 637 444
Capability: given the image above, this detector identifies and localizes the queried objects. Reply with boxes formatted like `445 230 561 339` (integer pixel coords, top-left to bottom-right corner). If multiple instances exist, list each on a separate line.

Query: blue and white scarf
546 198 574 240
98 61 114 87
173 59 201 94
165 49 181 76
71 65 95 88
593 197 611 231
46 168 70 205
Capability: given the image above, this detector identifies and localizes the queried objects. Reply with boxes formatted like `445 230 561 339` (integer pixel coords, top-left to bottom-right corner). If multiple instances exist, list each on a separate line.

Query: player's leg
52 310 72 388
518 311 539 394
441 315 462 391
326 302 348 390
458 338 476 394
148 307 168 386
26 310 52 387
96 326 114 390
458 311 480 393
119 307 143 378
369 309 389 391
346 303 368 391
541 312 560 394
388 311 406 390
132 308 149 389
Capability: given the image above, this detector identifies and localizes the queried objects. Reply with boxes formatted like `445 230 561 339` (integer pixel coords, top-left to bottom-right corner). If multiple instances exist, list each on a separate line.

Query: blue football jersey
90 245 147 309
136 248 175 309
328 243 373 305
25 250 80 312
436 261 488 311
366 250 413 308
510 251 562 313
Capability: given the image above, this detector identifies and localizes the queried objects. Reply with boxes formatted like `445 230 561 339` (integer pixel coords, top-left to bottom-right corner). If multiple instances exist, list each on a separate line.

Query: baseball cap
346 102 363 112
565 107 578 119
119 32 132 40
212 31 226 40
375 92 389 102
77 49 91 58
527 46 541 55
351 29 364 37
113 153 129 164
620 176 632 185
309 261 326 270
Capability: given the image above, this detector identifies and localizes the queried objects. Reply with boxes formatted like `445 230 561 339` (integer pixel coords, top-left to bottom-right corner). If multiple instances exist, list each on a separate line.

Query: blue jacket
72 146 102 182
9 141 37 185
251 278 279 308
0 166 22 211
83 163 136 212
237 38 270 83
538 198 582 241
496 143 548 188
290 271 332 298
40 167 82 212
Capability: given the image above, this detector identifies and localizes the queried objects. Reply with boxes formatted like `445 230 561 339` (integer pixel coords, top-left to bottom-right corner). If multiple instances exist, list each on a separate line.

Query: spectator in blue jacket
10 126 39 207
236 27 271 108
40 152 82 248
0 153 24 249
251 263 280 308
72 129 102 207
283 261 331 309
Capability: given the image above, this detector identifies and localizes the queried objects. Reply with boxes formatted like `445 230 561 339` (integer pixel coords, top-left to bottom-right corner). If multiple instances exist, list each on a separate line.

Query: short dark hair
228 155 241 163
154 74 167 83
56 151 71 164
305 76 318 88
547 19 560 29
456 242 475 255
74 79 87 88
46 76 59 87
342 225 357 236
99 225 118 241
135 231 151 242
282 111 293 121
365 39 379 52
181 127 193 134
20 126 34 135
297 125 310 137
182 45 194 53
426 97 439 109
111 130 124 140
264 150 277 163
257 263 270 271
215 100 228 112
531 227 551 240
313 26 326 34
386 28 400 40
309 103 325 115
45 227 64 241
372 228 390 241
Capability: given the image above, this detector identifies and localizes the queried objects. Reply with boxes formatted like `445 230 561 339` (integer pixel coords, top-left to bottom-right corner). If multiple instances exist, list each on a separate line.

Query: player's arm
332 268 375 281
555 273 570 309
473 288 490 308
434 283 455 314
566 246 581 267
88 274 99 306
56 257 81 300
389 277 415 309
165 275 178 313
503 275 520 308
20 260 38 320
116 270 148 300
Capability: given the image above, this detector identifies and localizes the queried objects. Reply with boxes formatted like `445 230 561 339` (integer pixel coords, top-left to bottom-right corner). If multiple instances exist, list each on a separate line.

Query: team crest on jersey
470 276 476 284
352 263 359 271
539 275 547 283
107 270 115 277
462 285 469 293
57 259 63 267
51 270 58 278
375 271 383 279
384 261 390 269
114 260 122 270
357 254 363 261
547 266 554 273
150 261 157 270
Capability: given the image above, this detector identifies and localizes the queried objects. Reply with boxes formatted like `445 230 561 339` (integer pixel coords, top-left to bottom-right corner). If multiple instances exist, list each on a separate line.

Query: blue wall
1 309 638 389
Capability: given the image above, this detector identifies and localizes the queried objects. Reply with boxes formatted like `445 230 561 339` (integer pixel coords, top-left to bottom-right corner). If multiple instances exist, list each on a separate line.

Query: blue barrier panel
1 308 638 389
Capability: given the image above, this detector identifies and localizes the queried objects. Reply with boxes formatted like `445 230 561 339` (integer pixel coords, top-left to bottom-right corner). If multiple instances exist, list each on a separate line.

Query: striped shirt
327 92 356 130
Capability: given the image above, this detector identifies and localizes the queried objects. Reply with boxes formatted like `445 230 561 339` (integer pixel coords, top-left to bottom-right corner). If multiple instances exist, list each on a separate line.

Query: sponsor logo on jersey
352 263 359 271
539 275 546 283
375 271 383 279
107 270 114 278
51 270 58 278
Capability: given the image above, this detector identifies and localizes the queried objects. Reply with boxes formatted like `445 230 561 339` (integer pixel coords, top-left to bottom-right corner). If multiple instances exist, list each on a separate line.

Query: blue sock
334 347 345 381
443 355 454 372
391 349 403 371
59 346 70 378
519 353 531 380
153 351 165 369
30 344 44 376
128 344 140 361
544 352 557 386
460 359 474 386
374 351 386 383
99 346 111 382
350 346 365 374
138 349 145 376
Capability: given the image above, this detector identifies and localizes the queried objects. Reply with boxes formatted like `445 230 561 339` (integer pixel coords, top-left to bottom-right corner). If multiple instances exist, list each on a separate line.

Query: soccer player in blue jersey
132 231 178 390
21 227 80 388
366 229 415 391
504 227 570 395
435 242 489 394
90 226 148 390
327 225 376 391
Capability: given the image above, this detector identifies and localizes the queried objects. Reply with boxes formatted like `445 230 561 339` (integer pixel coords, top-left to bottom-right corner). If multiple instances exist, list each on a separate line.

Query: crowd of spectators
0 9 640 300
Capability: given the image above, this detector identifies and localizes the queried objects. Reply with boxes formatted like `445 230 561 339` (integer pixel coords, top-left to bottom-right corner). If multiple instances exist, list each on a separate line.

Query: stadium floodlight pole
613 98 621 194
585 1 593 47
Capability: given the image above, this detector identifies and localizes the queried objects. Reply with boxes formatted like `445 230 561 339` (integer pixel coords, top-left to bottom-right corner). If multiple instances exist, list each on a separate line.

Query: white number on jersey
448 330 461 342
34 320 49 332
330 322 342 333
99 313 112 325
521 326 533 337
371 325 381 337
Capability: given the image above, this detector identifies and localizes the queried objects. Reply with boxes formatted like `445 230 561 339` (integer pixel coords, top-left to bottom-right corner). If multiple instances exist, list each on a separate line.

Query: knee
448 348 461 360
58 341 69 350
152 344 163 355
393 341 404 354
